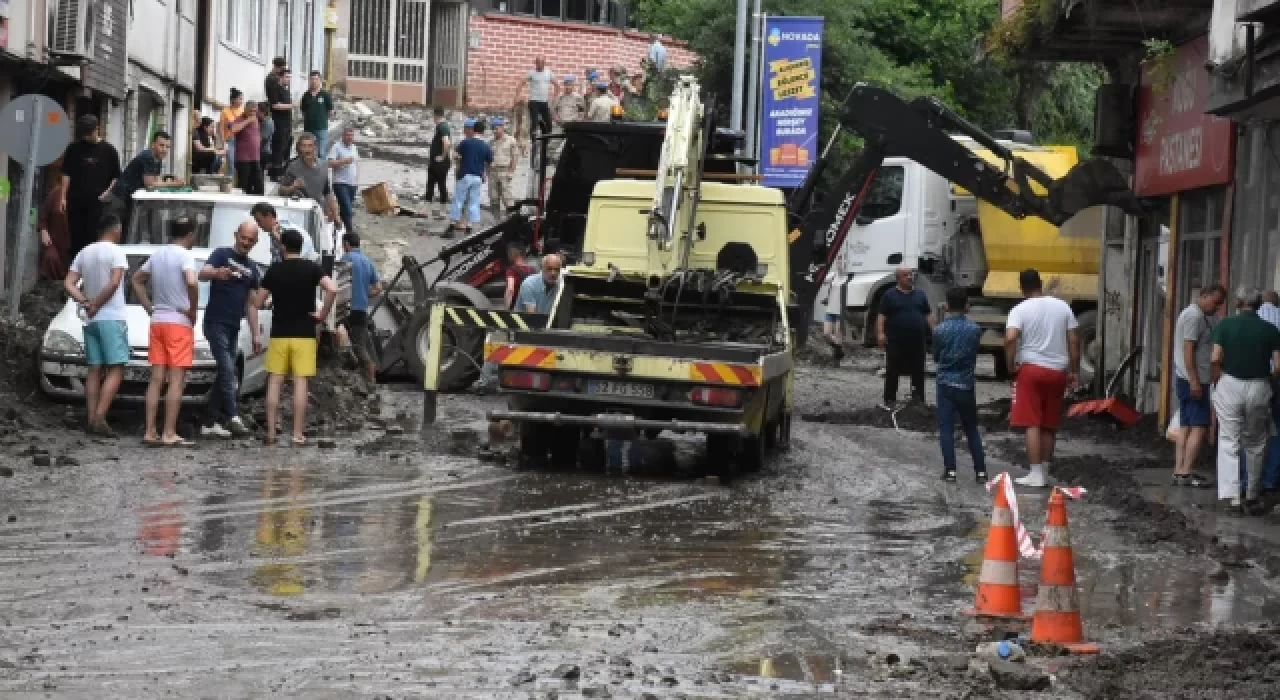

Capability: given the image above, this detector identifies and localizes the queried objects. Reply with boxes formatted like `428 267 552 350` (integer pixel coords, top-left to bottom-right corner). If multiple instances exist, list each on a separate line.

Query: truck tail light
691 386 742 408
501 370 551 391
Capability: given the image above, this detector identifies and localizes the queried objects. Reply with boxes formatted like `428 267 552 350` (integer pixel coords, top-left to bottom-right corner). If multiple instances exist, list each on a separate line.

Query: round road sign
0 95 72 168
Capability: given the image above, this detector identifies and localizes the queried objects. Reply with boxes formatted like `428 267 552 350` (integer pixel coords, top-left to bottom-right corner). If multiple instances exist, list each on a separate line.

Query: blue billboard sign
759 16 824 188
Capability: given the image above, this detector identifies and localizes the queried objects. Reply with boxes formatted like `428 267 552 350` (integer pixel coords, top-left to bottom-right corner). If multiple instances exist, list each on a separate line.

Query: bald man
877 266 934 408
516 254 563 315
198 220 263 438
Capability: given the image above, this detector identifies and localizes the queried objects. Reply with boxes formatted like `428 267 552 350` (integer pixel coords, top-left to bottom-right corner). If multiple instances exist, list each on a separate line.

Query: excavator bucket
1046 158 1147 222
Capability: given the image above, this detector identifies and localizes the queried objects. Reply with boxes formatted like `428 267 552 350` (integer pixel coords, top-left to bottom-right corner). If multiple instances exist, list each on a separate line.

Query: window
276 0 292 60
223 0 267 56
497 0 619 25
861 166 904 220
127 201 216 247
512 0 536 14
541 0 561 20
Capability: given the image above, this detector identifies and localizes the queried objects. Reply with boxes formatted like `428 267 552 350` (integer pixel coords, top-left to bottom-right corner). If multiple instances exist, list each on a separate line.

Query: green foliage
1142 38 1177 94
624 0 1101 166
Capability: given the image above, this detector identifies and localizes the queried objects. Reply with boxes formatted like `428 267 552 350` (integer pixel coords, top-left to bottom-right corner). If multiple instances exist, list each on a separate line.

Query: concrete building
121 0 198 174
0 0 128 298
333 0 695 107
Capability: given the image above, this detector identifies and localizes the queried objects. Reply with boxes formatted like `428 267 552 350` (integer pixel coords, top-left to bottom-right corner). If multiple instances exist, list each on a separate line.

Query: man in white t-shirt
132 216 199 446
63 214 130 437
327 126 359 236
1003 269 1080 488
517 56 556 139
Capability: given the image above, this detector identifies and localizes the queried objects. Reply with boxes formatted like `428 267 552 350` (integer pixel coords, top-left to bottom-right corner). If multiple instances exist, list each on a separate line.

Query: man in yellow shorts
255 228 337 445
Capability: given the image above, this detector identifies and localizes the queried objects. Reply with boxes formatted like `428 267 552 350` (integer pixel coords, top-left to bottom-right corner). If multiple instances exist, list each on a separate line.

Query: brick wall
465 13 697 110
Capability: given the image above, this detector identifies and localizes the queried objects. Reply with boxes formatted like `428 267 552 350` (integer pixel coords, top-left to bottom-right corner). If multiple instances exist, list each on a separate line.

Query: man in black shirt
267 67 296 177
876 266 935 408
255 229 337 446
104 131 185 231
60 116 122 258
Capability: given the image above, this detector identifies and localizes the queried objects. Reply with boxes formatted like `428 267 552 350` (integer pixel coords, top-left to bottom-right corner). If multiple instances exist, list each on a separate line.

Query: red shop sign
1135 36 1235 198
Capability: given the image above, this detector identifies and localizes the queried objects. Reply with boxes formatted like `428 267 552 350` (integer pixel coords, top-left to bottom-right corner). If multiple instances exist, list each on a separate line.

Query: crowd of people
57 206 384 447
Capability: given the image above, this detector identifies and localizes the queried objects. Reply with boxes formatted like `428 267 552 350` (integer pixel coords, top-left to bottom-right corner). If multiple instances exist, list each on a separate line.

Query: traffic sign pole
9 108 42 321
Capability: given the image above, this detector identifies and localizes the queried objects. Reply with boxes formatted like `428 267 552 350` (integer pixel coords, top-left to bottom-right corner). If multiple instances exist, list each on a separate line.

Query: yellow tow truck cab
484 178 797 475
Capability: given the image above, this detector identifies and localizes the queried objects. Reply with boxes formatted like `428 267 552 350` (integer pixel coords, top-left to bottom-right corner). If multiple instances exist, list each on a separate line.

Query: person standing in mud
60 115 121 260
876 266 933 409
425 107 452 221
256 229 338 446
1209 287 1280 514
932 287 987 483
133 216 199 447
64 215 130 437
488 117 519 220
199 221 263 439
1004 269 1079 489
1171 284 1225 488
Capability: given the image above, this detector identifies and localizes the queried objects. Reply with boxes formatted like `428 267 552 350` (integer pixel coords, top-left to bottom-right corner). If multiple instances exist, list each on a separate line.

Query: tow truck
421 81 1141 476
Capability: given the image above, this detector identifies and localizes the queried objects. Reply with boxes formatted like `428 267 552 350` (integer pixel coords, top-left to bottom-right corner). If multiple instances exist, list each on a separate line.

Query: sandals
161 437 195 448
142 436 161 448
291 436 308 447
1172 473 1212 488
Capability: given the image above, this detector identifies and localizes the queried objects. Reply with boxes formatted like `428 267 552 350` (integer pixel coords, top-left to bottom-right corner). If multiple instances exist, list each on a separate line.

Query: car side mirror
855 214 875 226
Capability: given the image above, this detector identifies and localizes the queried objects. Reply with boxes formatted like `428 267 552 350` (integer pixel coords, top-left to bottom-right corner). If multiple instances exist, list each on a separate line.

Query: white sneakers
201 423 232 439
1015 463 1050 488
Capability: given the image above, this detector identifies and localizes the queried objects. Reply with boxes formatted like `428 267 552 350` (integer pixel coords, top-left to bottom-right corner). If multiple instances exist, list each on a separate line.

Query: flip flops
161 437 195 448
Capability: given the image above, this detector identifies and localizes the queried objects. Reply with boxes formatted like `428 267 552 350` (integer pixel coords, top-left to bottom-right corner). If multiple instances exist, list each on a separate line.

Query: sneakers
942 469 957 483
441 225 457 239
829 342 844 366
1015 464 1050 488
87 419 117 438
976 471 988 483
201 423 233 439
1172 473 1212 488
1243 499 1268 516
227 416 251 437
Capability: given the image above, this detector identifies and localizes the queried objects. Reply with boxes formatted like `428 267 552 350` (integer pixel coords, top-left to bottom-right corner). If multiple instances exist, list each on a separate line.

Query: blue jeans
937 383 986 473
203 319 240 424
450 174 484 224
333 183 356 235
313 132 329 166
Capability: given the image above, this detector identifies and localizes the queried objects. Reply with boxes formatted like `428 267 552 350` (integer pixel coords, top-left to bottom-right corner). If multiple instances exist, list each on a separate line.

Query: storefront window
1229 122 1280 297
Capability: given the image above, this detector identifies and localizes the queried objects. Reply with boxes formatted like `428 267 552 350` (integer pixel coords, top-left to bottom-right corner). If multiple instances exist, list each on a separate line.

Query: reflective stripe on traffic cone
1029 488 1100 654
969 473 1026 618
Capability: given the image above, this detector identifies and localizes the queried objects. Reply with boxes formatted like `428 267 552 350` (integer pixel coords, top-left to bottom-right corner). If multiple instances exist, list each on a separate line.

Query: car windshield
127 201 217 246
123 255 211 309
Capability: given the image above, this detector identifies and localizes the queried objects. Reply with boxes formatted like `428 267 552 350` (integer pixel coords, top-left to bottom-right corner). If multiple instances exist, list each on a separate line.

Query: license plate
587 380 655 399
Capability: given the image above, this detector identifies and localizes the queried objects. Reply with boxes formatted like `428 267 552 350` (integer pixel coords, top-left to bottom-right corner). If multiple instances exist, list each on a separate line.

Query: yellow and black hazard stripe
442 307 548 331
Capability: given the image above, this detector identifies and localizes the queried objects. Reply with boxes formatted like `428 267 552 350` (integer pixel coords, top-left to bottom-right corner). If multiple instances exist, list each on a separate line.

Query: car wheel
706 434 741 481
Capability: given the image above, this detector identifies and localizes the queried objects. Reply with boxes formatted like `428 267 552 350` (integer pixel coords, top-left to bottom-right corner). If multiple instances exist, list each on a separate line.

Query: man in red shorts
1004 269 1080 488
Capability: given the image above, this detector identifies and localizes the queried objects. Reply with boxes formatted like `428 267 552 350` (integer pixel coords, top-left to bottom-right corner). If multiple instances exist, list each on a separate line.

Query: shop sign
1135 36 1235 197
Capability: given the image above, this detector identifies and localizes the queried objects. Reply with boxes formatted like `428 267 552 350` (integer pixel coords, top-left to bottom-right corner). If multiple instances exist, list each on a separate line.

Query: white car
39 244 274 405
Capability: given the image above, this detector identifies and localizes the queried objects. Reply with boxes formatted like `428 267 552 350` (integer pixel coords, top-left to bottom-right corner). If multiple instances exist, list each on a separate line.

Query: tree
626 0 1101 156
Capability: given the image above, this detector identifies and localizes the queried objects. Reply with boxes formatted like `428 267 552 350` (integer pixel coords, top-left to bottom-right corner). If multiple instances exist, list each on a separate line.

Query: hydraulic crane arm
789 84 1145 310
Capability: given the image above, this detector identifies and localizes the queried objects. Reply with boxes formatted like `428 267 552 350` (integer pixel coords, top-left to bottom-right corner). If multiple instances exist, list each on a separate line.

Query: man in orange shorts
1004 269 1080 488
132 216 200 446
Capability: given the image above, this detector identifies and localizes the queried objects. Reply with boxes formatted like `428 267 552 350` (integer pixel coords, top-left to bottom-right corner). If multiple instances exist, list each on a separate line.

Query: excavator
786 84 1143 357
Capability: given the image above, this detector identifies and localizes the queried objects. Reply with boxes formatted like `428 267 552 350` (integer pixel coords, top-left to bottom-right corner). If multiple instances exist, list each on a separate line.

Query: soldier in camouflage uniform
550 75 586 164
488 117 520 219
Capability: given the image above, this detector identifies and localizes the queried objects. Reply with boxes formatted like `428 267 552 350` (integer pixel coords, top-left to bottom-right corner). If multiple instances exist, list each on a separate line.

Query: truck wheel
519 421 549 464
777 412 792 451
706 434 741 480
741 433 766 473
763 418 779 450
549 426 581 466
403 303 483 392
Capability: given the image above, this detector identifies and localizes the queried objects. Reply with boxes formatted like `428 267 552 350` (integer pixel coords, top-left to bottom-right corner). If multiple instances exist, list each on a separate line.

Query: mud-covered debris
32 455 51 467
551 663 580 680
318 439 338 449
54 455 78 467
988 659 1050 690
0 467 13 478
510 670 536 686
581 686 611 698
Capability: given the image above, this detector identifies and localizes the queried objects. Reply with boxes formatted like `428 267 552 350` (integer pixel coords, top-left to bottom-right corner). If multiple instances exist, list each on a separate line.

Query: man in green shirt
299 70 335 164
1210 286 1280 514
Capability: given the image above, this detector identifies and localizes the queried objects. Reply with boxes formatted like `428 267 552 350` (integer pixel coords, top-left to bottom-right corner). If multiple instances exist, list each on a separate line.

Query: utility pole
730 0 748 133
744 0 763 168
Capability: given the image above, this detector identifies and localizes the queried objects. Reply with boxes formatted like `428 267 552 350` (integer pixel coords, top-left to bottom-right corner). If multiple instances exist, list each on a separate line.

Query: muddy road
3 350 1280 699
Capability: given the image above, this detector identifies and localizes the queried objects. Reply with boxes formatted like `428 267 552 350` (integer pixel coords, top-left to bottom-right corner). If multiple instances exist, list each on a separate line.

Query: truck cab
830 137 1105 375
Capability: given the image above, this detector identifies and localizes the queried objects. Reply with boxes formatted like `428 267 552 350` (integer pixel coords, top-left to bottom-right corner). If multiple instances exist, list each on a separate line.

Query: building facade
333 0 695 106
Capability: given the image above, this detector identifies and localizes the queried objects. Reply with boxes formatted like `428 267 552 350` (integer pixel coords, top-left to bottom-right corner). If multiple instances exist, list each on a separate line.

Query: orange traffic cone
1029 488 1100 654
969 473 1026 618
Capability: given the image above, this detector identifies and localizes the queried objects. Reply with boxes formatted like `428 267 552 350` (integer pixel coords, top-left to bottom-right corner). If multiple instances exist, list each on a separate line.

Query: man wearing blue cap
587 81 618 122
445 119 493 238
554 75 585 125
489 117 519 219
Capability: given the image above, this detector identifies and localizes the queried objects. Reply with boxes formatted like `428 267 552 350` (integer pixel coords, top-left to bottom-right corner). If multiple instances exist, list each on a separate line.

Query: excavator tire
403 298 484 392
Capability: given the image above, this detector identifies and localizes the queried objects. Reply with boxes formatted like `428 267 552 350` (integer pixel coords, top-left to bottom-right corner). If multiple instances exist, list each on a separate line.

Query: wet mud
1069 628 1280 699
